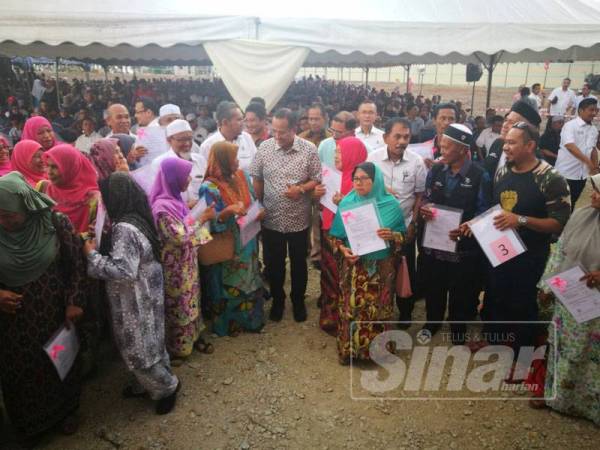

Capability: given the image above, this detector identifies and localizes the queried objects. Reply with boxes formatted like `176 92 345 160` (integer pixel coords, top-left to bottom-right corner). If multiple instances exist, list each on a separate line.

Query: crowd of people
0 72 599 447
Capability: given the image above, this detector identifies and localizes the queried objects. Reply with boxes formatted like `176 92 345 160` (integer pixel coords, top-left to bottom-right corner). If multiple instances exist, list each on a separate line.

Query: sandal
195 337 215 354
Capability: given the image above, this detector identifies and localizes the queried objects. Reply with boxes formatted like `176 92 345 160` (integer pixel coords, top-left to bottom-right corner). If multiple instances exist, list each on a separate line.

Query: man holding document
481 122 571 367
419 124 491 344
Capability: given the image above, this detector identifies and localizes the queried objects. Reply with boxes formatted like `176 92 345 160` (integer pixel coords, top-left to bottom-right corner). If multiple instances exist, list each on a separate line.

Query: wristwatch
518 215 528 227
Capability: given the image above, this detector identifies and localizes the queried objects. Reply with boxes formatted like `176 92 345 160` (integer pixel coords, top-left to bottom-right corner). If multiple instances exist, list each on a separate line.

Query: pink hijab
0 136 12 176
11 140 48 186
22 116 56 149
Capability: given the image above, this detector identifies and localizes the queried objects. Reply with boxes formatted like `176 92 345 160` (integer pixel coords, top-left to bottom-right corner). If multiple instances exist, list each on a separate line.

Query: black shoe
156 381 181 415
269 302 284 322
421 323 441 336
293 302 307 322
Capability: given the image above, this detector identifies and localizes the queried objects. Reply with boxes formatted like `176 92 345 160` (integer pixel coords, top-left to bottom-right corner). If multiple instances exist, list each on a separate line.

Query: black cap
511 100 541 127
443 123 473 147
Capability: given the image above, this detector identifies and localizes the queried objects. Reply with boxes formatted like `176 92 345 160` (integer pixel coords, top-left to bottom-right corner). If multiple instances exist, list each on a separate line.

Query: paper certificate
136 127 169 166
407 143 434 160
130 164 158 195
544 265 600 323
469 204 527 267
237 201 262 247
422 204 463 253
44 325 80 381
320 165 342 213
185 198 212 244
340 200 387 256
94 201 106 247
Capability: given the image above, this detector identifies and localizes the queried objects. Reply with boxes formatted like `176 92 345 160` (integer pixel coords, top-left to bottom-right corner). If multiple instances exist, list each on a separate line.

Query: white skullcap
443 123 473 147
185 113 196 121
159 104 181 118
166 119 192 137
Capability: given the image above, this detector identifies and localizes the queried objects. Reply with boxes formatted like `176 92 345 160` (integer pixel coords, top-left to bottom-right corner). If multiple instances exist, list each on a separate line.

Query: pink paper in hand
550 276 568 293
490 235 517 264
237 216 247 227
430 207 439 219
341 211 354 224
137 128 146 139
50 344 66 360
322 167 330 177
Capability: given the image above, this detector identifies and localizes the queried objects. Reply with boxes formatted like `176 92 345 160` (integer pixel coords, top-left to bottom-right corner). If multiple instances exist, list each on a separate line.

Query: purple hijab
150 157 192 225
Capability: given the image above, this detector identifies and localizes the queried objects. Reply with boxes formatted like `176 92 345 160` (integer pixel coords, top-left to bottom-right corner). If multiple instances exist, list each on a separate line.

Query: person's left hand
312 184 326 199
284 184 303 200
83 238 97 256
493 211 519 231
65 305 84 329
580 271 600 289
377 228 394 241
448 228 462 242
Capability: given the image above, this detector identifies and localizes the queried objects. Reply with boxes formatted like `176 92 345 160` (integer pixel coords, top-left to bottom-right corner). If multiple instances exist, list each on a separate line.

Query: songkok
166 119 192 137
159 104 181 118
443 123 473 147
578 97 598 111
511 100 541 127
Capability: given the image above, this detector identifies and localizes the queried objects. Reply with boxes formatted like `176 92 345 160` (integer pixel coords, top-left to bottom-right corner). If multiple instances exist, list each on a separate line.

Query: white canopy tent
2 0 600 109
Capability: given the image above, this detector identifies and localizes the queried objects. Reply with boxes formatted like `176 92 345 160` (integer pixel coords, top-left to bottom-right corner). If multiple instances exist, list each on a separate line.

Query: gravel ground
2 264 599 450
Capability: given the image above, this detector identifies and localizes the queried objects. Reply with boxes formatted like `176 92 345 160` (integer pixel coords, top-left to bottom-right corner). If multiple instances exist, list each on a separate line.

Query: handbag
197 230 235 265
395 255 413 298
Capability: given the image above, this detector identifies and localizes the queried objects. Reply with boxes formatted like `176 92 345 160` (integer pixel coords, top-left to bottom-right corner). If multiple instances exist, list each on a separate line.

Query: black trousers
396 237 417 318
421 252 482 340
262 227 309 308
567 179 586 209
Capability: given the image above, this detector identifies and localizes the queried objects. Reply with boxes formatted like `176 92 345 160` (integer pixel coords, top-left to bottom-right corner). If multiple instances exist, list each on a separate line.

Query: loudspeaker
466 63 483 82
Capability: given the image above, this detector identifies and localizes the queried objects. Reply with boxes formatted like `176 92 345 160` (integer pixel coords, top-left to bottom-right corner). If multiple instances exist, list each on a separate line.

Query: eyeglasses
172 137 193 143
352 176 372 183
512 121 530 130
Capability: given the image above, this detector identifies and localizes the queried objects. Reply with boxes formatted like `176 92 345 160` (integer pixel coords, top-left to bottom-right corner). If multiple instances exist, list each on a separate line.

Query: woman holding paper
314 137 368 335
150 157 215 360
532 173 600 424
199 142 265 337
84 173 180 415
0 172 86 443
329 162 406 364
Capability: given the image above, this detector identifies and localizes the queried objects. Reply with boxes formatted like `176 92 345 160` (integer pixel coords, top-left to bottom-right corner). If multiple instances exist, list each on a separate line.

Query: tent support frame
475 51 503 108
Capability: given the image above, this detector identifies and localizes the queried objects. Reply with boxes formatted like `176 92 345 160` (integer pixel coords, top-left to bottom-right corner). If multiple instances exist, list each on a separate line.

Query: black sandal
195 337 214 354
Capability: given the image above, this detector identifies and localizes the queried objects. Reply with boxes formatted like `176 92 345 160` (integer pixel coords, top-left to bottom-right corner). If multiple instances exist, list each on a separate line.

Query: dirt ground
2 263 599 450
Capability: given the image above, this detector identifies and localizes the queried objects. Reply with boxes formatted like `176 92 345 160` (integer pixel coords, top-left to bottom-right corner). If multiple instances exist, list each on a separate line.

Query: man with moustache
368 117 427 327
421 103 458 169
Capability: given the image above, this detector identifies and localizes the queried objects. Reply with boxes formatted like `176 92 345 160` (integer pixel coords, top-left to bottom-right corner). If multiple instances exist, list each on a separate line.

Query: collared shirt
548 87 577 116
355 125 385 152
152 148 208 202
299 129 331 149
249 136 321 233
198 129 257 171
555 116 599 180
574 94 598 111
367 147 426 223
475 127 501 154
74 131 102 154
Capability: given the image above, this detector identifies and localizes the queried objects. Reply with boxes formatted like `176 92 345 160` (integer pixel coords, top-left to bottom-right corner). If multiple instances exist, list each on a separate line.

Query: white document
469 204 527 267
94 201 106 247
44 325 80 381
340 200 387 256
320 165 342 213
185 198 212 244
237 201 262 247
130 164 158 195
422 204 463 253
136 126 169 166
544 265 600 324
407 143 434 160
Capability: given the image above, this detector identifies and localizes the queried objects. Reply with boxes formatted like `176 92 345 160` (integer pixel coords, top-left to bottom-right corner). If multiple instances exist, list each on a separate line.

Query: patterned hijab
90 138 119 181
0 172 58 287
204 141 251 207
43 144 100 233
100 172 162 261
321 137 367 230
150 157 192 225
22 116 56 149
10 140 48 186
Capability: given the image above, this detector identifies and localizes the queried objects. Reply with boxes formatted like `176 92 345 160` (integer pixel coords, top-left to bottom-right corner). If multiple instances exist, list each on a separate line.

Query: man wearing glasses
133 97 159 133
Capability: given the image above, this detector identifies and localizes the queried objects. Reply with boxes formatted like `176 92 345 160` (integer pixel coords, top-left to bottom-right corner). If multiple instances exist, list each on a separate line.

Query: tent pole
524 63 530 85
504 63 509 87
365 66 369 88
405 64 411 93
485 55 496 109
470 81 476 117
434 63 438 85
567 62 572 79
55 58 61 109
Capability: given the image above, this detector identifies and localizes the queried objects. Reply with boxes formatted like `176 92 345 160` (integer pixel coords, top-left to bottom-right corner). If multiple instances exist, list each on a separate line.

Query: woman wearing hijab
89 138 129 182
329 162 406 364
0 135 12 176
38 144 100 235
151 157 215 360
0 172 86 444
21 116 57 151
10 139 48 186
528 173 600 423
84 173 180 415
313 137 368 335
112 133 139 170
199 142 265 337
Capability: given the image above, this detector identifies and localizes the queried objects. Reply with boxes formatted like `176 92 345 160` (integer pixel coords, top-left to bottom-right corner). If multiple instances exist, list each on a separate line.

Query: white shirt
548 87 577 116
355 126 385 152
74 131 102 154
198 129 257 171
574 94 598 111
476 128 501 153
152 149 208 202
367 147 427 223
555 117 599 180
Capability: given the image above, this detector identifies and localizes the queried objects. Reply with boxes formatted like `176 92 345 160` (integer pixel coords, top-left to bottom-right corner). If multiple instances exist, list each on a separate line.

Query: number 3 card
469 205 527 267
